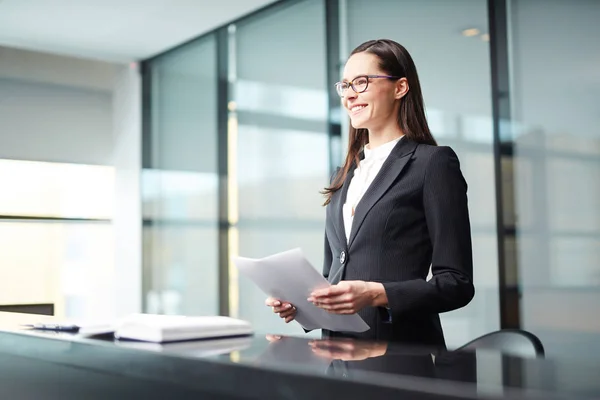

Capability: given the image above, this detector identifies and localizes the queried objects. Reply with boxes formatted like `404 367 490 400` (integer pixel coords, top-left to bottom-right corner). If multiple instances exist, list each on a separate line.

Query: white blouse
342 136 403 243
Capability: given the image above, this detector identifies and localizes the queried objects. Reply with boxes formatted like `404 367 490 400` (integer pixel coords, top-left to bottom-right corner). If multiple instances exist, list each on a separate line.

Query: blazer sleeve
382 146 475 317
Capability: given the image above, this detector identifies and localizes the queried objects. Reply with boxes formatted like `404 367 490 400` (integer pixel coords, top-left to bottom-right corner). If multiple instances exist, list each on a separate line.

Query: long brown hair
322 39 437 205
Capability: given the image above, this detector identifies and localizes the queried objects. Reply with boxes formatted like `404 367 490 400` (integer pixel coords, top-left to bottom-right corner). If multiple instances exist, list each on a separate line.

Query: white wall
0 46 119 165
0 45 143 318
112 64 142 317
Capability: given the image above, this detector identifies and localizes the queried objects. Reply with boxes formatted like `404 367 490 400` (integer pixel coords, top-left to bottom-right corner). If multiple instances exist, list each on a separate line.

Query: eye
354 77 368 86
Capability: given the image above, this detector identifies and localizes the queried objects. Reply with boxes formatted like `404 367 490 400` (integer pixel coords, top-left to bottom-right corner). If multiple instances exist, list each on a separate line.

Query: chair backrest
457 329 545 358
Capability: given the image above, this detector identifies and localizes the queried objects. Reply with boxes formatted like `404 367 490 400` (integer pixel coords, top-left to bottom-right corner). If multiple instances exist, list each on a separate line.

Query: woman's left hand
308 280 386 314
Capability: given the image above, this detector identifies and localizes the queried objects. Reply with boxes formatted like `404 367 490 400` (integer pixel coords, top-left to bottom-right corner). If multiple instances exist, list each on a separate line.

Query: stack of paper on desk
114 314 253 343
233 248 369 333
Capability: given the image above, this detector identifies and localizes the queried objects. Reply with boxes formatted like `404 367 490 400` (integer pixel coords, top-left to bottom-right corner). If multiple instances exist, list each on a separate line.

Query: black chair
457 329 545 358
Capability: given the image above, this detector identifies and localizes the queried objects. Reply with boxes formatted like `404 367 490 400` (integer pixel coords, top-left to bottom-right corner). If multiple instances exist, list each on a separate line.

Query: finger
280 305 297 316
309 285 347 300
312 344 356 360
311 294 352 306
310 283 351 299
311 347 338 359
318 302 355 311
311 347 332 356
265 334 282 342
279 308 296 318
326 308 355 315
312 341 356 351
265 297 282 307
273 303 294 313
309 339 335 347
284 315 295 323
314 303 356 314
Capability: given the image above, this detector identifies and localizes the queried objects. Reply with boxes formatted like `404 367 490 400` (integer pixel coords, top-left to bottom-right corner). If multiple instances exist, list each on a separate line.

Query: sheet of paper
233 248 369 333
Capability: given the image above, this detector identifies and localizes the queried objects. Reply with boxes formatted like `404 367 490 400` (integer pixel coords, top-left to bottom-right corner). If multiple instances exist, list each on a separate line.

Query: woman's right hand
265 297 297 323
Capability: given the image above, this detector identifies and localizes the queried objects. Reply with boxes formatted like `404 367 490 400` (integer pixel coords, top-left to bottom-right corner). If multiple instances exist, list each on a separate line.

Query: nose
344 88 358 101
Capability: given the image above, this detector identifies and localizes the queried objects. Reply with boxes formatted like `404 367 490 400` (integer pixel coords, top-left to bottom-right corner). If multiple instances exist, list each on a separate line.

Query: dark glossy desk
0 312 598 400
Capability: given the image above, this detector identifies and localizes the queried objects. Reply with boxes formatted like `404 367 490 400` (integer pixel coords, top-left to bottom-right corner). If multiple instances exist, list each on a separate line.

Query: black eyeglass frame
334 74 403 97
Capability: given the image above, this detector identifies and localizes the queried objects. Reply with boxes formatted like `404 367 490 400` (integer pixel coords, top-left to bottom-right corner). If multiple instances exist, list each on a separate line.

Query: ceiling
0 0 278 62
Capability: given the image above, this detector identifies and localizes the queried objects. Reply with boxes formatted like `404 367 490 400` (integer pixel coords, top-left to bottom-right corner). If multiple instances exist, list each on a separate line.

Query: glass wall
345 0 499 347
507 0 600 358
231 0 329 335
142 35 219 316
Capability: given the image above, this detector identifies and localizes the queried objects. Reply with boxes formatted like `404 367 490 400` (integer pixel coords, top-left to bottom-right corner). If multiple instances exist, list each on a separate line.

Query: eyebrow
341 74 368 82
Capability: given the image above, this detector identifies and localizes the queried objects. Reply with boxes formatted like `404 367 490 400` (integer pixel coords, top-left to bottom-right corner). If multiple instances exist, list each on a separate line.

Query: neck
367 122 404 149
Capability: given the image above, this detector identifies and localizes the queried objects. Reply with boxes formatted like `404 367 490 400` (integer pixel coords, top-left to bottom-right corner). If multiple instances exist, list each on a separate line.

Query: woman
266 39 474 347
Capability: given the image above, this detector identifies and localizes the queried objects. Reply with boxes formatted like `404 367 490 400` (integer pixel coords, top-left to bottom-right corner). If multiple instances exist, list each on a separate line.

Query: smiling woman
268 39 474 348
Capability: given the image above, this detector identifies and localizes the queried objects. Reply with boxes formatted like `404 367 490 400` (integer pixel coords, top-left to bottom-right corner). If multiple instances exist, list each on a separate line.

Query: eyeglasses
334 74 402 97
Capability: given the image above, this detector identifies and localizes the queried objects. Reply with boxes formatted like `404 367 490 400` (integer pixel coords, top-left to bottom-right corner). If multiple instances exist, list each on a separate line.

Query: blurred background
0 0 598 358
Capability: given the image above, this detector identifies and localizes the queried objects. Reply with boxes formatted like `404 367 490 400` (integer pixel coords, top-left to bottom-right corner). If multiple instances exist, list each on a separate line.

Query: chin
350 118 370 130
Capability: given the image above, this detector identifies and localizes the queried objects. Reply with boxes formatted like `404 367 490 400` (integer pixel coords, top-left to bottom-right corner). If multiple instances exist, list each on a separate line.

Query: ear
394 77 409 100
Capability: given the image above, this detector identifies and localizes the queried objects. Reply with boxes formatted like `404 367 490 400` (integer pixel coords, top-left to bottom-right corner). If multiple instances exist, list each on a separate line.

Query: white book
114 314 253 343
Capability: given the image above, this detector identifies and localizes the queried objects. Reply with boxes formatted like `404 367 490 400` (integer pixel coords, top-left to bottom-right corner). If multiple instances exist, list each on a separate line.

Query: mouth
349 104 367 115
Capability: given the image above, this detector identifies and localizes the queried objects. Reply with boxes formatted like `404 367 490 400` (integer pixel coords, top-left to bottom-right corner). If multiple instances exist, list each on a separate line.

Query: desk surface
0 312 598 400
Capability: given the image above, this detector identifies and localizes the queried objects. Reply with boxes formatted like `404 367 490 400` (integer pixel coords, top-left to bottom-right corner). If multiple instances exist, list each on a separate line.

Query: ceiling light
481 33 490 42
462 28 480 37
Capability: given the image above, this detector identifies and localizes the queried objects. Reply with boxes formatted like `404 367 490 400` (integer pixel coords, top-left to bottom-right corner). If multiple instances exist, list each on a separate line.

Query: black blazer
323 138 474 347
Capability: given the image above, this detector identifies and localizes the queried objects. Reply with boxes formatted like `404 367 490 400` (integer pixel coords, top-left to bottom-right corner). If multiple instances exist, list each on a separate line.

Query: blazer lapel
347 139 418 248
329 163 356 246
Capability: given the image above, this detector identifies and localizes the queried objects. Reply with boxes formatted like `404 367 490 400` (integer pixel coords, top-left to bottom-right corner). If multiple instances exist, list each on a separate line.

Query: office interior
0 0 598 391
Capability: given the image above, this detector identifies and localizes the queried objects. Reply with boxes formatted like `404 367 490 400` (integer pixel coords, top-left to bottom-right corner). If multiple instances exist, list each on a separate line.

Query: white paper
232 248 369 333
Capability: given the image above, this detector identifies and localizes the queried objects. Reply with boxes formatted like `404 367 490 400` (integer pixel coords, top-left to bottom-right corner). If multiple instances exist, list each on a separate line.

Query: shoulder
330 166 342 184
415 144 466 190
414 143 459 161
411 143 461 173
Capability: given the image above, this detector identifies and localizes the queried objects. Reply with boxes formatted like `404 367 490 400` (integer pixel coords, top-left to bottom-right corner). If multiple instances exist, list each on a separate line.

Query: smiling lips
350 104 367 115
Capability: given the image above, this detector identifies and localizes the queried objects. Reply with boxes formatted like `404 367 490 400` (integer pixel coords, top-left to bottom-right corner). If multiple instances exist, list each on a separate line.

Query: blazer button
340 251 346 265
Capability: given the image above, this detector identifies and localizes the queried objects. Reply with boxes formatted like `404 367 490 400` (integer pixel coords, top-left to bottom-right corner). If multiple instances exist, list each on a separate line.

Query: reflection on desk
114 335 253 357
1 312 599 399
255 335 476 389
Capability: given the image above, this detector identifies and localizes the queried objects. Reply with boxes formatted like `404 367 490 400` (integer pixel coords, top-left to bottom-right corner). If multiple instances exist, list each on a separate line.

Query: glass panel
0 159 114 219
143 225 218 315
0 221 114 319
509 0 600 357
142 169 218 221
346 0 497 347
233 0 328 336
237 127 328 220
142 34 219 316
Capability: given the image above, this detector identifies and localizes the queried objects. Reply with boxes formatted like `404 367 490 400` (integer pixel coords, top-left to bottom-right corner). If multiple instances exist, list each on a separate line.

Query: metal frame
326 0 342 175
0 215 110 223
488 0 518 329
216 27 230 317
